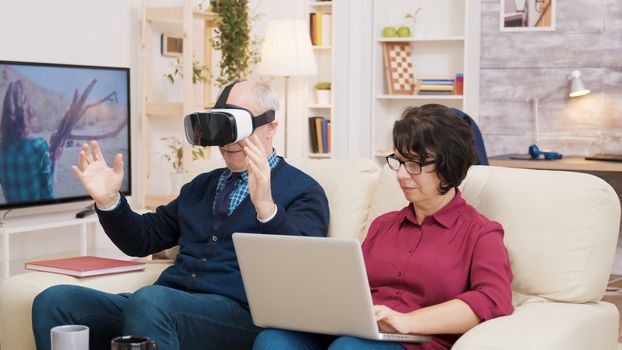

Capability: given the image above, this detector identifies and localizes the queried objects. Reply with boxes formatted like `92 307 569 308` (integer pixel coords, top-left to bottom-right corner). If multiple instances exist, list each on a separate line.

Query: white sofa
1 159 620 350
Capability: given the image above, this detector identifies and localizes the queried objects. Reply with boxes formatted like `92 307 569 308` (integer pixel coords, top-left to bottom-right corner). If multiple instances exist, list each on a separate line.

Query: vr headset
184 81 276 146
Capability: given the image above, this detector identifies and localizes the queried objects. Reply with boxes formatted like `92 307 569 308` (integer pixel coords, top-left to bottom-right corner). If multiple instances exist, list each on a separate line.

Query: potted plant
160 136 210 193
211 0 262 87
404 8 423 37
163 57 209 85
314 82 331 105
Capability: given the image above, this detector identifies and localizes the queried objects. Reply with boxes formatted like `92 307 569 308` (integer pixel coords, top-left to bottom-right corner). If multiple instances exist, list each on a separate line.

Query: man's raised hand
71 141 124 209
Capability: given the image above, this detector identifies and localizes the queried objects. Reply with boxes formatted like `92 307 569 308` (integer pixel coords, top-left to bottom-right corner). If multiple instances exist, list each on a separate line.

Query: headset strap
217 81 275 128
252 110 276 128
214 80 240 108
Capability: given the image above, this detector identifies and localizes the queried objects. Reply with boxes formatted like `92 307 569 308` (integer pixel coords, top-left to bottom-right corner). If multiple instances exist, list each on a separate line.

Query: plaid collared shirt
0 136 55 203
214 150 280 215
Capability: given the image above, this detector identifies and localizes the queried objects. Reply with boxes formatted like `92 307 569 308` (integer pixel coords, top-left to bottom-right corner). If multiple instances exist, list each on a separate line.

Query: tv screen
0 61 131 209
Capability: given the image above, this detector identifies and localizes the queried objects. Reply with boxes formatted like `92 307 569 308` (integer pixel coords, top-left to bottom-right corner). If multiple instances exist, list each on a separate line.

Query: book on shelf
321 119 329 154
308 116 331 153
309 12 331 46
418 85 454 91
321 13 332 46
417 91 454 95
315 117 324 153
308 117 320 153
25 256 146 278
326 120 332 153
419 79 455 84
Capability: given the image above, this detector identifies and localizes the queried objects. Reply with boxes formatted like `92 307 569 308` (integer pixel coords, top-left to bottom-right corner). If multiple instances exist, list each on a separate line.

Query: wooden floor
603 276 622 343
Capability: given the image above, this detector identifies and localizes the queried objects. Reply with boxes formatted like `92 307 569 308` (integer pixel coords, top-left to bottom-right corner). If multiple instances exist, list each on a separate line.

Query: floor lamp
256 19 317 158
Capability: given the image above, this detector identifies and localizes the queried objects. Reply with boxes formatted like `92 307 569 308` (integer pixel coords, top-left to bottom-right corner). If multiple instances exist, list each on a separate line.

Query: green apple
382 26 397 37
397 26 411 37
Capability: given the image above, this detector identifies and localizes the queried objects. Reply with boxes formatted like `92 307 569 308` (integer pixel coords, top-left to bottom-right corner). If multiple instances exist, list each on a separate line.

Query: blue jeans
253 329 405 350
32 284 261 350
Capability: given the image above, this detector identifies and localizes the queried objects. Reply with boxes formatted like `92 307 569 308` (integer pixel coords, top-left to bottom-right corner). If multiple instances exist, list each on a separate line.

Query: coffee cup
50 325 89 350
111 335 159 350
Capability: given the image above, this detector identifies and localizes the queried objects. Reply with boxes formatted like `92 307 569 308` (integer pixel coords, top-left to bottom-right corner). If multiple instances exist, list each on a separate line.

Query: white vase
414 21 426 38
170 172 184 194
315 89 331 105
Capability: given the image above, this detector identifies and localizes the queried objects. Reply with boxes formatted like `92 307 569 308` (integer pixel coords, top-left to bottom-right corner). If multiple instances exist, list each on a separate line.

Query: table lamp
528 70 590 159
256 19 317 157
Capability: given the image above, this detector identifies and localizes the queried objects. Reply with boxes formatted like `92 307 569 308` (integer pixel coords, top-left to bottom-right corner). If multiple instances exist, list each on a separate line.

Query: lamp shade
256 19 317 77
569 70 590 97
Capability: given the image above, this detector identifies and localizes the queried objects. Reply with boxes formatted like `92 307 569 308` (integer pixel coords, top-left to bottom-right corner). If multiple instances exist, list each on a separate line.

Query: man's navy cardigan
96 159 329 305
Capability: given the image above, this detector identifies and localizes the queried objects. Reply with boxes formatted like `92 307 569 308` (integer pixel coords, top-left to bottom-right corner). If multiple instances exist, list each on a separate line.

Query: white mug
51 324 89 350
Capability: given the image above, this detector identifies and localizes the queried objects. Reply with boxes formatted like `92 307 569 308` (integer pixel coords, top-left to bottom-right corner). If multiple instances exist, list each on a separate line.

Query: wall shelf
309 103 332 109
309 153 332 159
306 0 335 158
375 94 463 100
375 36 465 42
309 1 333 8
370 0 477 165
141 0 216 208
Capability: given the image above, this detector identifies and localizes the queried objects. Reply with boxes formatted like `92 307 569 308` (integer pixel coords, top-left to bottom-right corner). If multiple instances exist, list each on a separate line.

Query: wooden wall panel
480 0 622 157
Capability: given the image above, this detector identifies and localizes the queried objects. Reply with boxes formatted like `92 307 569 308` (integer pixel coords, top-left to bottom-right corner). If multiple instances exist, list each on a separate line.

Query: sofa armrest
0 263 171 350
453 301 618 350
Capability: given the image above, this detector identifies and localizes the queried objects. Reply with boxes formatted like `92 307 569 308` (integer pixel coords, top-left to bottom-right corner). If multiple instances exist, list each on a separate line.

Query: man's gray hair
253 80 279 112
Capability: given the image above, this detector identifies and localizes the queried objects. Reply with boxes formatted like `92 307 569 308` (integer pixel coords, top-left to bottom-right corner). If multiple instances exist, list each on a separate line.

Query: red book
25 256 145 278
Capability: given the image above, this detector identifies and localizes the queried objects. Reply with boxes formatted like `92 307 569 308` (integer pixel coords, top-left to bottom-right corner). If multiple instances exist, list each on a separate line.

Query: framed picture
500 0 555 32
382 42 415 95
161 33 183 57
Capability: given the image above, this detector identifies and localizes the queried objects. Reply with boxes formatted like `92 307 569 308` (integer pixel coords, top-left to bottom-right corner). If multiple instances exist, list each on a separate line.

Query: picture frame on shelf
500 0 555 32
160 33 184 57
382 42 415 95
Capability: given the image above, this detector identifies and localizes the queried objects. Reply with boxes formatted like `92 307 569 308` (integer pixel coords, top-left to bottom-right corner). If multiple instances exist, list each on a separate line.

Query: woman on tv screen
0 79 54 203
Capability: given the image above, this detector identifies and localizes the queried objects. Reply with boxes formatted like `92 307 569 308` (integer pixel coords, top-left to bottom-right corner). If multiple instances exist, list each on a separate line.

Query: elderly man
32 80 330 350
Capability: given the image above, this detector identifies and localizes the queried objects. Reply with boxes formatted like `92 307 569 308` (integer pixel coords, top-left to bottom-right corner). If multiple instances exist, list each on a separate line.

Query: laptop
232 233 431 343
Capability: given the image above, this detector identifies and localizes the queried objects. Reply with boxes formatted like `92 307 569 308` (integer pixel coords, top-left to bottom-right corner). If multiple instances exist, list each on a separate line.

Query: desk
489 155 622 173
0 212 99 280
489 154 622 204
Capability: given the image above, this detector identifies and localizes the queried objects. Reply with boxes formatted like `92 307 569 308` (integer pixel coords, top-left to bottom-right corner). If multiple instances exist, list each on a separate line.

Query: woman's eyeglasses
385 154 435 175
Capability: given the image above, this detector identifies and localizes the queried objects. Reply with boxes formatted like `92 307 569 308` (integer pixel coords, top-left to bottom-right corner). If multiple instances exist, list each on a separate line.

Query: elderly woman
0 79 54 203
252 104 513 350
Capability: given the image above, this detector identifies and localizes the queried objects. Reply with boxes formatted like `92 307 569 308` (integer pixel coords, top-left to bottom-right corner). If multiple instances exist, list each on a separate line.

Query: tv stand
0 212 100 280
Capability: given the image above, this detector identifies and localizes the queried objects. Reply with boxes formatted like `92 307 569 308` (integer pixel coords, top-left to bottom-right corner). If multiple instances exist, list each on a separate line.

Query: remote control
75 208 96 218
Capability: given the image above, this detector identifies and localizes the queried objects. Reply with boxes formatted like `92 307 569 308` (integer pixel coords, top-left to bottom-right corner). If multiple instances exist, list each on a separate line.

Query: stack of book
309 12 332 46
417 78 455 95
25 256 145 278
308 117 332 154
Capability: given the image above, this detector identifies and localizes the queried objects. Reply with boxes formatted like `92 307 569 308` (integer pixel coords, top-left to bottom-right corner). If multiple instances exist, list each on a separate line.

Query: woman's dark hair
392 104 475 195
1 80 34 147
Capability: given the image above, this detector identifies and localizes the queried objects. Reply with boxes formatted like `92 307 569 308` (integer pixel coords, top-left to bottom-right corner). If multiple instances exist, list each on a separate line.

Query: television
0 60 131 210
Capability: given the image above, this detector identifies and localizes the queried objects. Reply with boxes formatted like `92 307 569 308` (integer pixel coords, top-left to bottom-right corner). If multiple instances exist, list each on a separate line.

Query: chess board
383 42 415 95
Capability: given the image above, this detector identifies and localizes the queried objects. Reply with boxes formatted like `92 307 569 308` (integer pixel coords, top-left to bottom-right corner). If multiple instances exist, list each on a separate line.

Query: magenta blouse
362 190 514 350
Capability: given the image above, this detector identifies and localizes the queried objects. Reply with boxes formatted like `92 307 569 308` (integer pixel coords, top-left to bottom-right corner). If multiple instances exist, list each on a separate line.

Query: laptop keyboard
585 153 622 162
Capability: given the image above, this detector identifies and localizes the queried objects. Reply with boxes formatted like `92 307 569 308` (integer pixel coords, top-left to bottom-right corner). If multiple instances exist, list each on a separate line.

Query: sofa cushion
186 157 381 241
290 158 380 240
460 166 620 304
